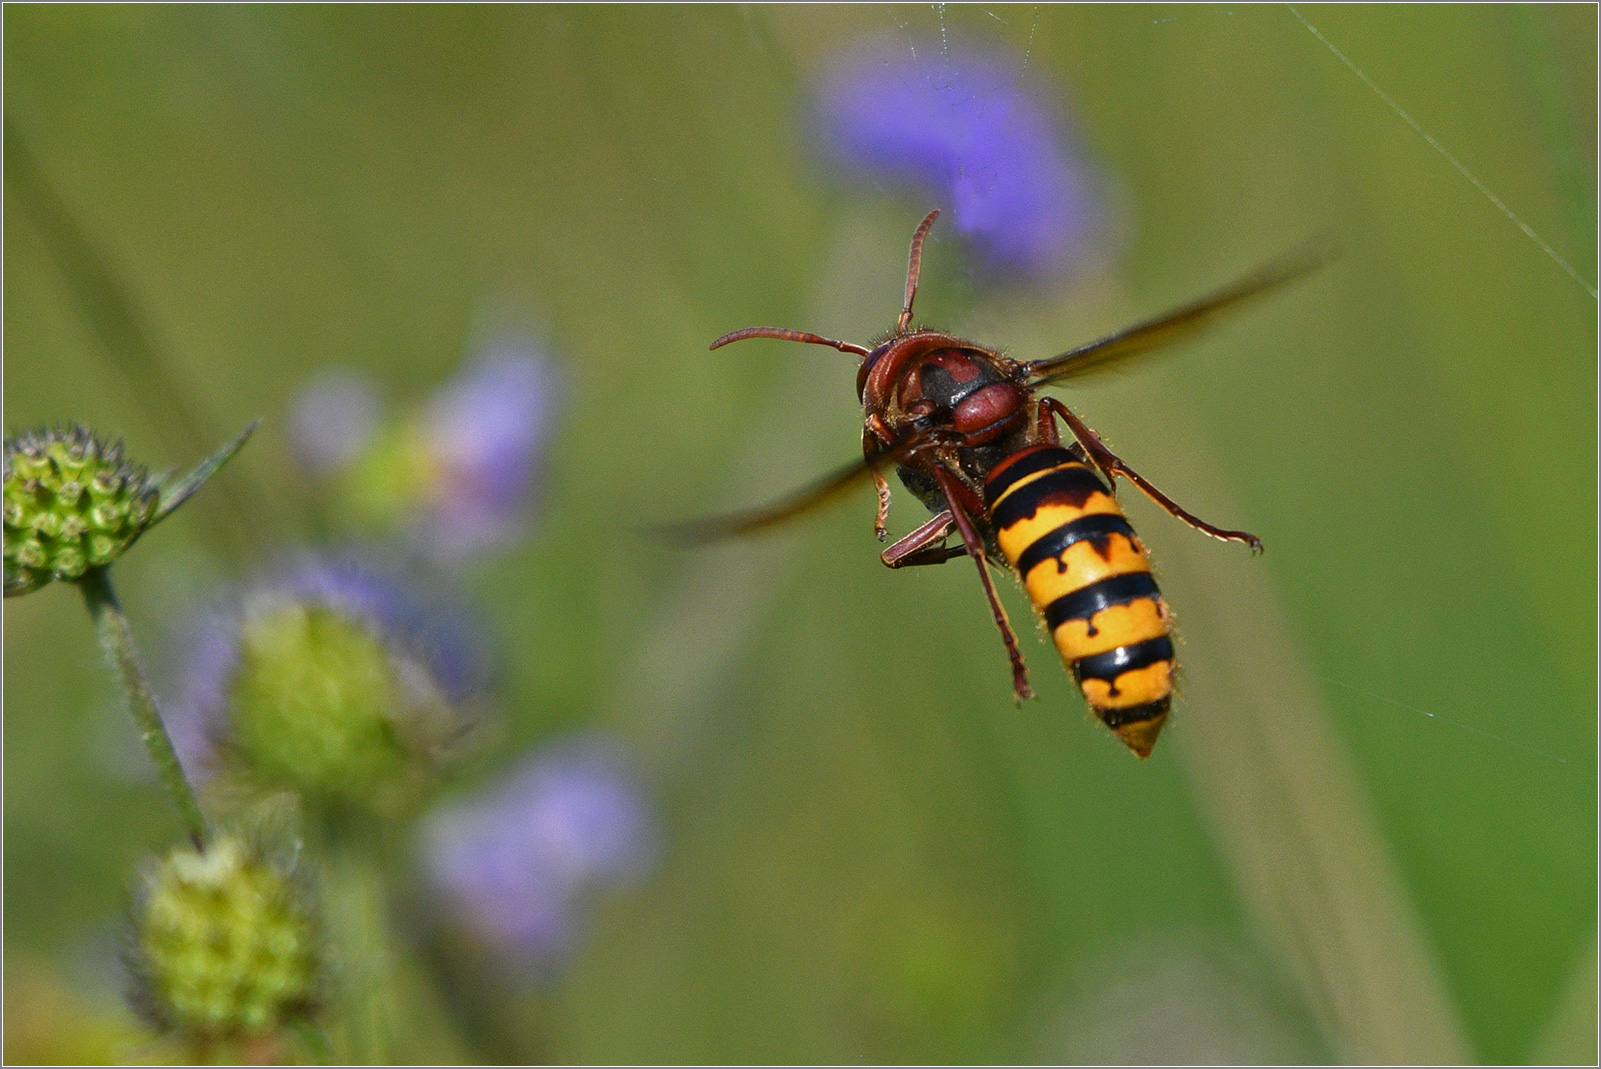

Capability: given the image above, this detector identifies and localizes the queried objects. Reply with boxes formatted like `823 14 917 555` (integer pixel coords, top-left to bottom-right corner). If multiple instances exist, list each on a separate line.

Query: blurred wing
1024 242 1334 387
654 434 932 544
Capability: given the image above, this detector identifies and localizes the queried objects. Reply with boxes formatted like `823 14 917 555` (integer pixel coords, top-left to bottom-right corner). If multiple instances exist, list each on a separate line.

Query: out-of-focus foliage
5 5 1595 1064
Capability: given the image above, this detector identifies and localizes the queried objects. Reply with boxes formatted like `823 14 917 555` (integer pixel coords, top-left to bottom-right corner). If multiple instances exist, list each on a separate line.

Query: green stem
322 840 398 1064
320 830 478 1064
79 566 208 848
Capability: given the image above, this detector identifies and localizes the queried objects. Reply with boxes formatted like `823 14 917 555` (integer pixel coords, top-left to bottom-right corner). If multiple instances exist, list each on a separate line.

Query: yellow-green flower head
3 426 159 596
230 599 440 816
132 836 318 1041
3 422 255 597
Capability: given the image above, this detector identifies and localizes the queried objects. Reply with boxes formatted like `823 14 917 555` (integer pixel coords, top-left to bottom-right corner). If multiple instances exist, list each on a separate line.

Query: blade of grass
1148 435 1472 1063
1526 934 1599 1066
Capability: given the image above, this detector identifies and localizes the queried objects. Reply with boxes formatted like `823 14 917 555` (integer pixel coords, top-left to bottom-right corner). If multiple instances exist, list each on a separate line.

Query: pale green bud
226 601 455 817
132 836 319 1040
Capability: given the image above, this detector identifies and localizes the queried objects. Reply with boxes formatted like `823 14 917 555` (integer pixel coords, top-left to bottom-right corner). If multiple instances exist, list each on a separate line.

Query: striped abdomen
983 445 1174 758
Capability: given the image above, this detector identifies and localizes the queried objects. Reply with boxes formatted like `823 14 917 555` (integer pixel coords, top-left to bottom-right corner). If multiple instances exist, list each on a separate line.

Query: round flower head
3 426 159 596
172 554 487 817
817 40 1103 279
131 835 319 1042
5 422 254 598
422 736 658 967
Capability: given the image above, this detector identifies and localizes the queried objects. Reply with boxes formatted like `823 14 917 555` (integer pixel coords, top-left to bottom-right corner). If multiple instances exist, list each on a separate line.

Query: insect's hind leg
1041 397 1263 553
881 511 964 568
929 466 1034 702
1035 399 1103 484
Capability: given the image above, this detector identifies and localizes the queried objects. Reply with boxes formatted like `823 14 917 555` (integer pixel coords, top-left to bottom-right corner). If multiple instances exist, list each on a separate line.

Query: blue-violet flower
295 339 561 562
818 40 1102 279
422 736 658 968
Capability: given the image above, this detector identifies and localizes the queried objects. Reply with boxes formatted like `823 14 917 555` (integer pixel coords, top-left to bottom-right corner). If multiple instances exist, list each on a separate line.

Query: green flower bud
226 599 456 817
53 541 87 577
13 538 47 570
90 467 125 498
55 478 86 508
29 509 63 540
3 426 159 597
132 836 319 1041
3 421 256 598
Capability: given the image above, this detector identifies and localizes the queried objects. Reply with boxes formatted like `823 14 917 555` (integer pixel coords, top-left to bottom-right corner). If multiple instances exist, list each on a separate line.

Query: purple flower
422 736 659 968
164 552 490 782
415 339 562 560
818 40 1102 279
286 338 562 563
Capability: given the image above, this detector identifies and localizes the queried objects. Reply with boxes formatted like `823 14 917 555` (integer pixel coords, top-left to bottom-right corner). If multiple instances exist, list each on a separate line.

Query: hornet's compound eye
856 343 892 401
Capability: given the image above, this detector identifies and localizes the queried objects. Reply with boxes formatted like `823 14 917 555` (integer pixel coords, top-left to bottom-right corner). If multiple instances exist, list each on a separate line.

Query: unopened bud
3 426 159 596
131 836 319 1040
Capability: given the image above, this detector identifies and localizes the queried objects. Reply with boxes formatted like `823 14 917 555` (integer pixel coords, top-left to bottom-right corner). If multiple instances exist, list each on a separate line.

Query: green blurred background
5 5 1595 1064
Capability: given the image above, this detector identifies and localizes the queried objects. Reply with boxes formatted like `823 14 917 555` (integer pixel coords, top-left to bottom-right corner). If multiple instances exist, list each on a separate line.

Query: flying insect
674 210 1322 757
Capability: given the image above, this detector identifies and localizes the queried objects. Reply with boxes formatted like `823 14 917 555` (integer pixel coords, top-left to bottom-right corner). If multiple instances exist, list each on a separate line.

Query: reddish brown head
859 334 1027 451
854 210 1031 453
708 208 1033 467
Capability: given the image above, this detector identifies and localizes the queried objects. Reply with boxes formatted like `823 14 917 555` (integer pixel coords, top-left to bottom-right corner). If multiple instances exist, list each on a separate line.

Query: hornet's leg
930 464 1034 702
873 469 893 542
1042 397 1263 553
1034 399 1097 471
864 419 899 541
881 511 964 568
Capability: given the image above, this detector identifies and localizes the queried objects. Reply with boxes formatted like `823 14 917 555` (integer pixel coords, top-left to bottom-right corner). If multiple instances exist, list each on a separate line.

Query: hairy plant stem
79 566 208 848
319 823 477 1065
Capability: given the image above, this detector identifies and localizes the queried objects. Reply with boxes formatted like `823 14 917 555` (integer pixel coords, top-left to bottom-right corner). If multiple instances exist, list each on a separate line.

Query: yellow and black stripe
983 444 1174 757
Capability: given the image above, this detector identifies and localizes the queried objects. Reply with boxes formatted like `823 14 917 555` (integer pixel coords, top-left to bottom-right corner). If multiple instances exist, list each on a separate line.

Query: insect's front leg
881 510 964 568
1043 397 1263 553
872 470 893 542
864 418 898 541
